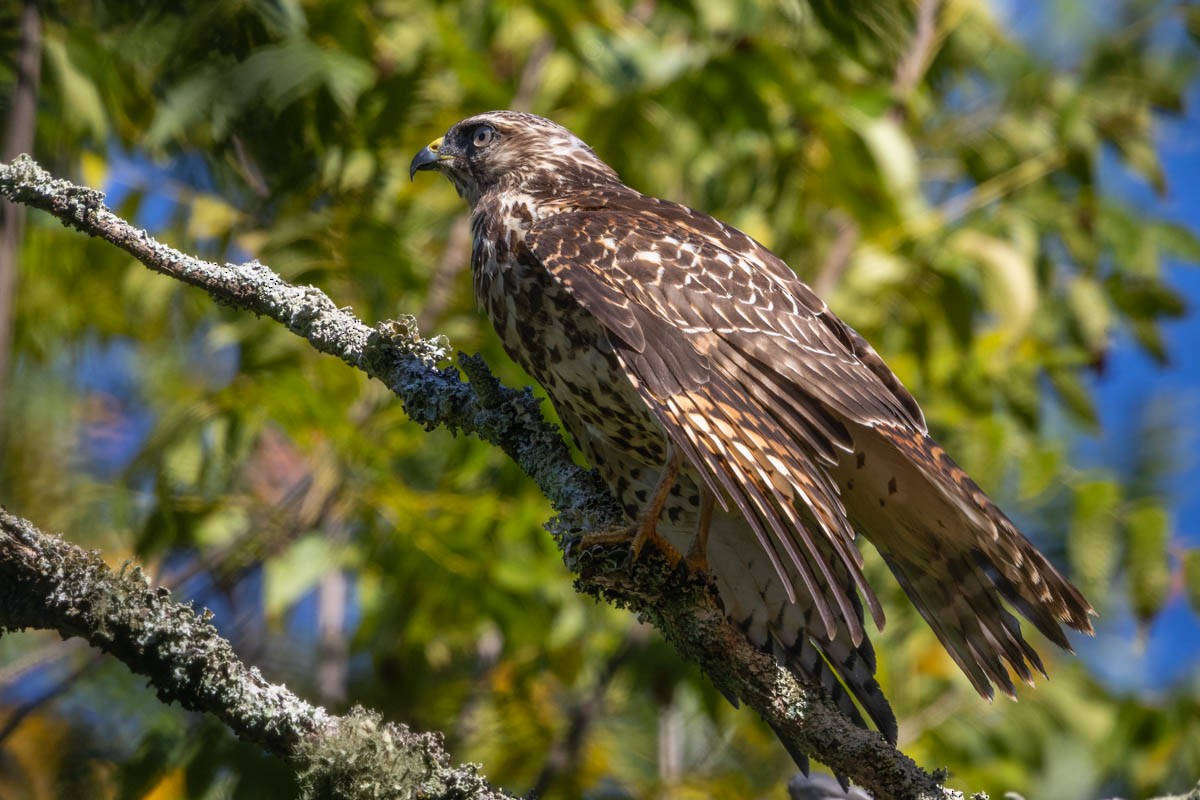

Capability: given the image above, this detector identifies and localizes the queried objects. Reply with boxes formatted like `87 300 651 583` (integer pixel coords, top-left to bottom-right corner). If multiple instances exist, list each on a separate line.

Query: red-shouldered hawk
411 111 1094 769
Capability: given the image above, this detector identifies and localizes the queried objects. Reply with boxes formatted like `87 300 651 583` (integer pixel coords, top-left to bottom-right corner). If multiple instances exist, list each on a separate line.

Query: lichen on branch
0 508 513 800
0 154 953 800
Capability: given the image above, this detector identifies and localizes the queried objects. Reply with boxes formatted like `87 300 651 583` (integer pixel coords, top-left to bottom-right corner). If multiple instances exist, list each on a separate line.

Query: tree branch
0 507 514 800
0 154 954 800
0 0 42 410
891 0 941 110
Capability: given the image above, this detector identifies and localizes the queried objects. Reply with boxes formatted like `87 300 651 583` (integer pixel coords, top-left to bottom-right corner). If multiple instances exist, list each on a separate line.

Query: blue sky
1071 66 1200 691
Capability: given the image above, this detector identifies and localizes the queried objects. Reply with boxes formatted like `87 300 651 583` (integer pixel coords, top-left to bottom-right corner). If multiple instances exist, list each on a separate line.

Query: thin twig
938 150 1065 227
454 626 504 745
0 0 42 409
877 150 1066 250
511 37 555 114
417 213 472 329
891 0 941 109
812 214 860 298
0 637 81 687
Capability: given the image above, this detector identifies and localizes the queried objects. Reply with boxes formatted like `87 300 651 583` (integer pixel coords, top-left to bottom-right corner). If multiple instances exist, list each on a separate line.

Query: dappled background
1 0 1199 797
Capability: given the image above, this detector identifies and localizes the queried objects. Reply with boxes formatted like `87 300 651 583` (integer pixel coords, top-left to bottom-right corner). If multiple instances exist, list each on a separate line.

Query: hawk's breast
471 198 670 486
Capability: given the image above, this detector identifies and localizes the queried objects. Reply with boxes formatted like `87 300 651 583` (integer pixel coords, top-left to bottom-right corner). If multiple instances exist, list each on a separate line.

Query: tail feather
772 634 869 731
887 551 1049 697
769 636 869 791
773 579 897 744
768 720 810 776
705 512 897 747
845 424 1094 699
764 617 895 785
972 541 1078 651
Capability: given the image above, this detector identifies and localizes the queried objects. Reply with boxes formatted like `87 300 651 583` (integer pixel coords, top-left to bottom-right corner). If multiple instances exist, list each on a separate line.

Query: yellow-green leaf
1125 500 1171 624
264 534 340 617
1070 479 1121 602
1182 549 1200 616
951 230 1038 339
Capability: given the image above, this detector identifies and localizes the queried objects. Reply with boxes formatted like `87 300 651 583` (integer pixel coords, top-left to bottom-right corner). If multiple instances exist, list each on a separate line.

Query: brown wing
527 207 897 643
528 198 1094 699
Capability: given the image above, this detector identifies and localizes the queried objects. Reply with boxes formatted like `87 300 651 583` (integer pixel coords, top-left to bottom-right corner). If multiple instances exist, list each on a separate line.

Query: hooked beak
409 136 445 180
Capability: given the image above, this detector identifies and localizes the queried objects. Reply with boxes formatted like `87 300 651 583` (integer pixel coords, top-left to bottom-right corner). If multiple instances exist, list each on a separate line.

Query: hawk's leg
580 444 684 566
685 489 715 573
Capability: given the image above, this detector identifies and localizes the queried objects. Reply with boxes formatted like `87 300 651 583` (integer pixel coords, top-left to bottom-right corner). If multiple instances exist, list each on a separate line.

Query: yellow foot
578 520 684 568
580 444 688 569
631 518 684 567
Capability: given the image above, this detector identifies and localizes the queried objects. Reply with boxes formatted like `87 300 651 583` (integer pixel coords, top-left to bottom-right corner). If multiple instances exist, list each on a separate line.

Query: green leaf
1020 446 1063 500
1183 549 1200 617
1129 318 1169 364
1108 276 1188 320
951 230 1038 338
1153 219 1200 263
145 67 222 149
264 534 340 617
43 38 109 141
193 507 250 549
162 434 205 489
1047 367 1099 427
231 39 373 115
1124 500 1171 624
1070 479 1122 602
1066 276 1112 356
1116 136 1165 195
844 110 926 219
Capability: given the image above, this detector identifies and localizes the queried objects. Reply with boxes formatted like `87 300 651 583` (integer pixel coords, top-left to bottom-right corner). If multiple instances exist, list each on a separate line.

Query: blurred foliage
1 0 1200 797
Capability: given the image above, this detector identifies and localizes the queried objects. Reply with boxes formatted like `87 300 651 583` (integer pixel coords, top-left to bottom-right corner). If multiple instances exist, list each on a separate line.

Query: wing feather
658 372 852 641
526 197 1090 683
527 210 892 641
529 210 924 435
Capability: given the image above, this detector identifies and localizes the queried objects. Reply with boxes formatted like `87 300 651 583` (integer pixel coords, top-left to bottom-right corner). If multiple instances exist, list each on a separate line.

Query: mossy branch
0 154 953 800
0 508 513 800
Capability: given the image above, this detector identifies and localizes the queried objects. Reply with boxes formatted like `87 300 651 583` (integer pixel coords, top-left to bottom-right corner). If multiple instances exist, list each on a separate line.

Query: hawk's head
409 111 620 205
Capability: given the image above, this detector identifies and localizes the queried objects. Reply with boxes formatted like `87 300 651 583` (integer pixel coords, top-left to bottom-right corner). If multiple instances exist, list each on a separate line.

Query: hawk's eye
472 125 497 148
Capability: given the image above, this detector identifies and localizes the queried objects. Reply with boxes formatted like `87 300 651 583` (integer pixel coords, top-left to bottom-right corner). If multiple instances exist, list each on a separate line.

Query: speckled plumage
411 111 1095 754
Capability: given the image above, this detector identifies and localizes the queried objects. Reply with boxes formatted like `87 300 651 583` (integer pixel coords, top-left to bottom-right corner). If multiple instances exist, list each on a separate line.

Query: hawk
410 111 1094 761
